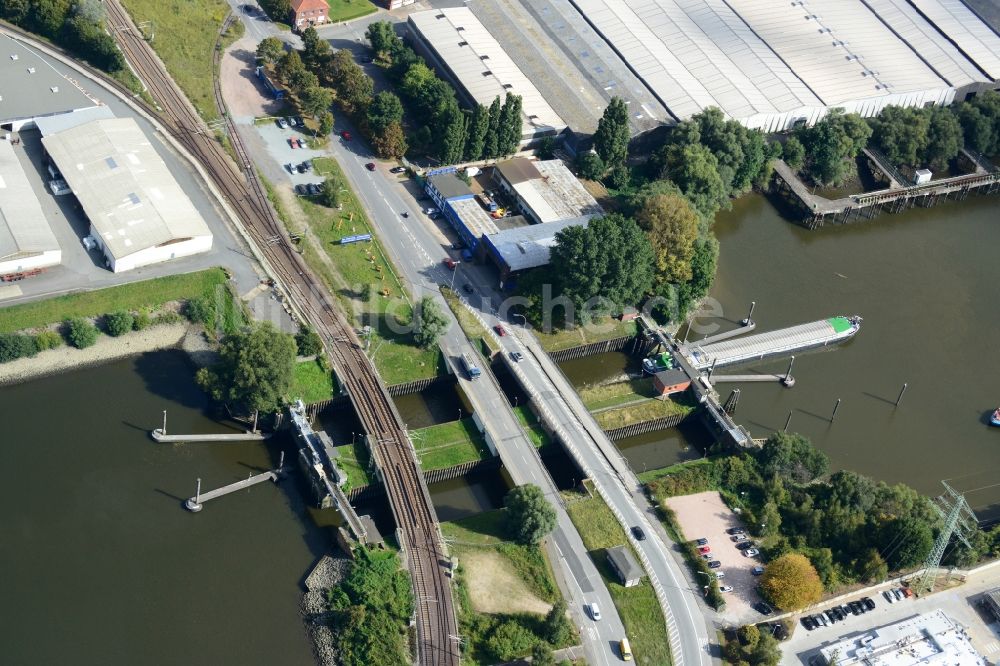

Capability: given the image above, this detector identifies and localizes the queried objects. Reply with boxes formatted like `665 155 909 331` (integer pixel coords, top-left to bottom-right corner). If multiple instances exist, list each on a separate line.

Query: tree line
365 20 523 163
2 0 126 74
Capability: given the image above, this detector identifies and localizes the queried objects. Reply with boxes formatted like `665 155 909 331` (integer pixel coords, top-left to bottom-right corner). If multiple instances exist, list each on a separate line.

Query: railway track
86 5 460 663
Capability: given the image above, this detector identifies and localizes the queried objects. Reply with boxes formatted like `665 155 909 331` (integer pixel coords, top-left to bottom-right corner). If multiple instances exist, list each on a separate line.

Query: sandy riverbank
0 323 190 387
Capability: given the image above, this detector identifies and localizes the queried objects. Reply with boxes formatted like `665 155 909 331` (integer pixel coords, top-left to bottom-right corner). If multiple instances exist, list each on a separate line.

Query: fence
604 411 693 441
547 334 639 363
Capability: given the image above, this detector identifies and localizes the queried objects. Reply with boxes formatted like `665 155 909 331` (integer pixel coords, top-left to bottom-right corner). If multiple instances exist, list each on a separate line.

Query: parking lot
665 491 765 624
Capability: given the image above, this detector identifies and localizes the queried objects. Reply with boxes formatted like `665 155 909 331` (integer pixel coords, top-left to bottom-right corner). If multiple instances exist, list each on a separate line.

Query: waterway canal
706 193 1000 518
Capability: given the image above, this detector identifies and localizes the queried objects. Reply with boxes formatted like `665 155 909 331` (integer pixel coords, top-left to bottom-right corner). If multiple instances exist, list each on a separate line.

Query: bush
153 312 184 326
34 330 63 351
184 296 214 327
759 553 823 611
64 317 99 349
133 312 151 331
104 311 135 337
487 620 537 662
295 328 324 356
0 333 39 363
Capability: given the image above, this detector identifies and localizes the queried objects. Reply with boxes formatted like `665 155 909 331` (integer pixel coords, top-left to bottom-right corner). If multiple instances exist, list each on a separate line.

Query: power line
914 481 978 593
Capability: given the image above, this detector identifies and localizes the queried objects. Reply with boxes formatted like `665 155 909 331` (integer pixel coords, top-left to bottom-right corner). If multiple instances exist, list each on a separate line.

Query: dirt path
462 549 551 615
220 36 282 119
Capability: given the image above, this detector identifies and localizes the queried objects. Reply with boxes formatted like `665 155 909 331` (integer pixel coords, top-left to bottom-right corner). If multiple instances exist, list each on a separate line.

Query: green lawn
532 318 637 353
119 0 229 120
513 406 554 451
270 161 443 385
637 456 715 485
593 395 694 430
580 377 658 411
332 440 373 491
287 359 335 403
326 0 377 22
0 269 228 333
412 418 492 472
564 490 672 666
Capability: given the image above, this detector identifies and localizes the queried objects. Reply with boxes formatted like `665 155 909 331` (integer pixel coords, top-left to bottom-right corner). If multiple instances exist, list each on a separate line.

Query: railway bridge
88 7 460 663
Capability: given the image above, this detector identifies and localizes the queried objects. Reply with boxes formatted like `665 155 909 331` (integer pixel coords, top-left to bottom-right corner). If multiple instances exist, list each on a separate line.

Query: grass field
0 269 229 333
637 456 715 485
532 318 636 353
513 406 553 451
326 0 377 22
119 0 229 120
564 490 672 666
412 417 492 472
593 395 693 430
580 377 657 411
332 440 373 491
287 359 335 403
272 159 442 385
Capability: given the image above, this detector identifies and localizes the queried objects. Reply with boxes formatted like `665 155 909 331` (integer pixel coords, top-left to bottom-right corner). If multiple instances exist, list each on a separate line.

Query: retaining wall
345 456 501 502
604 410 694 441
547 334 644 363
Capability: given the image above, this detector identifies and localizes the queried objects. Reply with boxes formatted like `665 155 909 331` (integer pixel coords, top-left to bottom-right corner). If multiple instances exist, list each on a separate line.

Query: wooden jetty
152 429 270 443
185 466 282 512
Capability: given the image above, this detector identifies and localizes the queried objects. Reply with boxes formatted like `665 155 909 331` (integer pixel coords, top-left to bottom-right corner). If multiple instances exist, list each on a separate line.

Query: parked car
425 207 440 215
340 130 352 140
298 161 312 172
731 534 749 542
289 138 298 149
751 566 765 576
494 324 506 336
813 614 827 627
588 603 601 621
293 116 304 127
296 163 307 173
742 548 760 557
462 283 474 294
726 528 745 535
702 553 713 560
276 117 288 129
801 616 817 631
847 602 862 615
902 588 913 598
285 116 296 128
390 166 407 174
883 590 895 603
830 607 846 621
736 541 756 550
719 585 733 593
698 546 711 554
893 589 903 601
824 610 837 623
695 538 708 546
713 571 725 579
509 351 523 363
307 183 321 196
365 162 376 171
754 602 773 616
285 163 294 173
294 184 307 195
708 560 722 569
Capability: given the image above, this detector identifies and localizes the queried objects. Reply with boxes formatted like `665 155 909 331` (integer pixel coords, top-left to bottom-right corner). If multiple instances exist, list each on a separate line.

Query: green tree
487 621 536 662
532 642 556 666
924 106 963 168
438 102 468 164
0 333 39 363
662 143 729 218
365 21 400 62
676 235 718 317
412 296 450 349
757 432 829 484
318 110 334 136
372 122 408 160
870 106 931 167
301 26 331 70
576 151 605 180
636 193 700 285
256 36 284 64
549 214 654 318
318 178 341 207
277 49 306 84
64 317 98 349
593 96 630 168
259 0 291 23
196 321 296 414
483 95 503 159
878 516 934 570
464 104 489 161
856 548 889 583
759 553 823 610
504 484 557 545
295 328 324 356
289 68 319 95
956 94 998 155
300 86 334 117
783 136 805 170
367 91 404 136
536 136 556 160
104 311 134 337
798 110 872 185
328 50 373 115
34 330 63 350
497 93 524 157
543 599 572 646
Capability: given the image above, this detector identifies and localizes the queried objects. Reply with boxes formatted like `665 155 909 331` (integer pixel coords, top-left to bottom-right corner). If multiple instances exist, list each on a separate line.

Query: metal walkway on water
687 317 860 370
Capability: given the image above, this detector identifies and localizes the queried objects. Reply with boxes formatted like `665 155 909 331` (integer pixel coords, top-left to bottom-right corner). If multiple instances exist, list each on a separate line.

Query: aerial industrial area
1 0 999 665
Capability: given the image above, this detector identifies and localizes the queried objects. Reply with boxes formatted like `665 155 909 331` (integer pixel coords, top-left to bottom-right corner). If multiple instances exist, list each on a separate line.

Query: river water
705 193 1000 518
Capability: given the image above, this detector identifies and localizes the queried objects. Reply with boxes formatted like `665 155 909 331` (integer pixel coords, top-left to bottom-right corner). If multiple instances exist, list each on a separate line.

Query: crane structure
915 481 978 593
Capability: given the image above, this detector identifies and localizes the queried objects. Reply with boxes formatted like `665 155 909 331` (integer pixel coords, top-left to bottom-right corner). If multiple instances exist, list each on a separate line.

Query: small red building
653 368 691 396
290 0 329 31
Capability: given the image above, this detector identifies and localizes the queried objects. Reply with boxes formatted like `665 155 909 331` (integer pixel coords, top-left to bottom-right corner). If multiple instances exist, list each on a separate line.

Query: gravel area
302 553 353 666
0 323 189 386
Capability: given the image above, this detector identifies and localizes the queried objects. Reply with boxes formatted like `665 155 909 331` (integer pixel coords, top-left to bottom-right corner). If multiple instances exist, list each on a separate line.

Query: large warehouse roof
0 32 97 125
484 216 590 273
0 139 59 262
496 159 603 224
408 8 565 138
570 0 998 130
42 118 211 261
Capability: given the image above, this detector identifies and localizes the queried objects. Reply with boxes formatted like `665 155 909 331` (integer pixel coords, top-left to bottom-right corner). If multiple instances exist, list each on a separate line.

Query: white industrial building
0 32 98 131
42 118 213 273
569 0 1000 131
407 8 567 143
818 609 986 666
0 139 61 276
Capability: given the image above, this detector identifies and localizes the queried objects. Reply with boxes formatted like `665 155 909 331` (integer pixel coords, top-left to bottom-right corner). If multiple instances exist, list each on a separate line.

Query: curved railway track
78 5 459 663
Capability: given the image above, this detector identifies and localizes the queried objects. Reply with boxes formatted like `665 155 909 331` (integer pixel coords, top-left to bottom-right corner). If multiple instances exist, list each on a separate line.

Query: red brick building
653 369 691 397
290 0 329 31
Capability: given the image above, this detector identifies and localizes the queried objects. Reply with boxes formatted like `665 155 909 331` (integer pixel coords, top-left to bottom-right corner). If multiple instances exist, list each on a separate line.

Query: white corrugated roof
862 0 987 88
0 139 59 261
908 0 1000 80
571 0 822 121
449 198 499 237
727 0 950 105
485 216 592 272
510 159 604 224
408 8 565 136
42 118 211 261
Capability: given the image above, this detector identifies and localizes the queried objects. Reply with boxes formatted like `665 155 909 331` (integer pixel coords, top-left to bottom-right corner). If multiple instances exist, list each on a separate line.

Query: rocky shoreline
302 553 352 666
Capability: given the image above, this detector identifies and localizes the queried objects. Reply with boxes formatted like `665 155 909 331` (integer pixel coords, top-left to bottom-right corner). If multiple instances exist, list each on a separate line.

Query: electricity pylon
915 481 978 593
